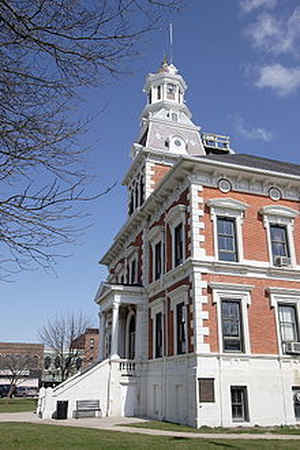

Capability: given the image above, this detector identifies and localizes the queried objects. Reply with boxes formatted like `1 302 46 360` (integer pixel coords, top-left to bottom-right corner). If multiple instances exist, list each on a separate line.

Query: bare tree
0 0 181 277
0 353 41 397
39 313 91 382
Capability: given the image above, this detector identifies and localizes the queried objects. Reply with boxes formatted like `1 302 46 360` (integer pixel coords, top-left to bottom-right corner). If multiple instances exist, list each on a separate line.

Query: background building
71 328 99 368
0 342 43 389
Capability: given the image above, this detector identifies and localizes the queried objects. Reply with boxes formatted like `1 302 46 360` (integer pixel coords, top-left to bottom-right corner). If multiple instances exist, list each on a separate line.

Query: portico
95 283 147 361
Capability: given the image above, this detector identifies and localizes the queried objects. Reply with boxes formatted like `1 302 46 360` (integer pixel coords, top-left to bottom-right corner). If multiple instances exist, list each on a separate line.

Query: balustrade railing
119 359 136 376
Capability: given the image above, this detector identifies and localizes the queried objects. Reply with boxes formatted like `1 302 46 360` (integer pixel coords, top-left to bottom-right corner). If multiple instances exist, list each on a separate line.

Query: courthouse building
39 60 300 427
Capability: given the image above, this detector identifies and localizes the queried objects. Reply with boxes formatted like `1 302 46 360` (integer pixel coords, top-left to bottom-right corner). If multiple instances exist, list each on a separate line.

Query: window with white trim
176 302 186 354
210 282 252 354
148 225 164 283
278 304 299 353
150 298 164 359
127 251 138 285
165 204 186 270
267 287 300 355
169 285 189 355
217 217 238 262
260 205 298 267
231 386 249 422
154 241 162 280
221 300 244 352
174 223 183 267
207 198 248 264
155 312 163 358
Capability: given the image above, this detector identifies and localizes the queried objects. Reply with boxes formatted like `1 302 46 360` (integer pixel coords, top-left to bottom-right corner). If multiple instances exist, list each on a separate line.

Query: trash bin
56 401 68 419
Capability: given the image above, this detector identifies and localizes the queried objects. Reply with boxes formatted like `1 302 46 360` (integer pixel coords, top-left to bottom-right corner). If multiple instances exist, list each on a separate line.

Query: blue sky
2 0 300 342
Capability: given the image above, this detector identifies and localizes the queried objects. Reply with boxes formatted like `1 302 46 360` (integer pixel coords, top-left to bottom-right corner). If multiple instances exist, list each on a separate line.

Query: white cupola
132 59 206 159
142 57 191 120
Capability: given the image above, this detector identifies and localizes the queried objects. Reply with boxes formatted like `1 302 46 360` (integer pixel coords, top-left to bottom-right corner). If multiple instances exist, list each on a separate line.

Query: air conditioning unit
285 342 300 354
274 256 290 267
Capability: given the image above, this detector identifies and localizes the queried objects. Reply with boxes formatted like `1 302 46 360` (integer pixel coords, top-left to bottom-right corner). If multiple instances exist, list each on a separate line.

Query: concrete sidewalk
1 412 300 440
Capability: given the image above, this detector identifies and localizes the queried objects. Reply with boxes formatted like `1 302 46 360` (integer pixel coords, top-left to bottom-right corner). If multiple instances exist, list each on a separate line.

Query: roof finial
169 23 173 65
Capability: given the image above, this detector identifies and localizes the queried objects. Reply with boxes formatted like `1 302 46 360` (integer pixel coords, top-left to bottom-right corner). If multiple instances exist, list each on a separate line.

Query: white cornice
101 155 300 267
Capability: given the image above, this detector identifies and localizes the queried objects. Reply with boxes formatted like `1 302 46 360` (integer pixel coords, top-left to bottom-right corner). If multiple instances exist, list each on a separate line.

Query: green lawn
0 423 299 450
124 420 300 435
0 398 36 413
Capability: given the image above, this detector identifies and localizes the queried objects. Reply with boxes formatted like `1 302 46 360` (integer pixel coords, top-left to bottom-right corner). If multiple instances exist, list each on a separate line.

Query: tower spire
169 23 173 65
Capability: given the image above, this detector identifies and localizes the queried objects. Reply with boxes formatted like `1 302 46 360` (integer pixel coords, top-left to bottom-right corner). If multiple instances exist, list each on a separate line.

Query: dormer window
171 113 178 122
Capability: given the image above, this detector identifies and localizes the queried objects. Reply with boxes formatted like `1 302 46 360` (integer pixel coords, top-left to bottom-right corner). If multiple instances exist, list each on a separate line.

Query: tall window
155 312 163 358
174 223 183 267
231 386 249 422
157 85 161 100
154 241 162 280
176 302 186 354
217 217 238 262
139 176 144 206
128 315 136 359
270 225 289 264
135 184 139 210
129 191 134 216
130 259 136 284
278 304 298 352
221 300 244 352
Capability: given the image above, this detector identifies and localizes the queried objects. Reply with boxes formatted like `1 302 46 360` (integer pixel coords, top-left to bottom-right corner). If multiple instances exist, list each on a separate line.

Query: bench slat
73 400 101 419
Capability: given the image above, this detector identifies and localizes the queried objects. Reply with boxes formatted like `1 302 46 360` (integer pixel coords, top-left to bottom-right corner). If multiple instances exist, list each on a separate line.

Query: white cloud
245 7 300 55
256 64 300 96
233 115 273 142
240 0 277 14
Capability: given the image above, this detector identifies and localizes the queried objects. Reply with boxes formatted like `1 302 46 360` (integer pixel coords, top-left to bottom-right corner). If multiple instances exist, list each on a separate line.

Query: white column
111 302 120 359
98 309 106 361
135 304 147 360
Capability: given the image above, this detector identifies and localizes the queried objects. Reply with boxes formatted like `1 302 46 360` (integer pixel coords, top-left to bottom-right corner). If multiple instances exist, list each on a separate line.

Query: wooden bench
73 400 101 419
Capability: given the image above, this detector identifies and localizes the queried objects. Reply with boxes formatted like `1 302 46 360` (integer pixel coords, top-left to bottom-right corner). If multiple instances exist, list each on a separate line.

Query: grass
123 420 300 435
0 398 36 413
0 423 300 450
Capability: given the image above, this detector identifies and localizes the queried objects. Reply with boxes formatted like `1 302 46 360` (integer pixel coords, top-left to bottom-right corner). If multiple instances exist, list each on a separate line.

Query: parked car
0 384 16 398
15 386 38 398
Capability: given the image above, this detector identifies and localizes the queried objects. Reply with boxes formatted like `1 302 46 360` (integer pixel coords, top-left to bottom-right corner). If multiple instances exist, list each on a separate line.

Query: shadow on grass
208 442 237 448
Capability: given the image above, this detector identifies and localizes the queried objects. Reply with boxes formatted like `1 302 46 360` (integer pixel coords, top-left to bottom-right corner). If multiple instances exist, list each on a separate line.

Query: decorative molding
209 282 254 297
165 204 186 226
207 198 249 213
260 205 298 221
168 285 189 308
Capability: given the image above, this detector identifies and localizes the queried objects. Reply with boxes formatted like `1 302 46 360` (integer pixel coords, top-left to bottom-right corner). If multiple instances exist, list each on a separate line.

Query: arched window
128 315 136 360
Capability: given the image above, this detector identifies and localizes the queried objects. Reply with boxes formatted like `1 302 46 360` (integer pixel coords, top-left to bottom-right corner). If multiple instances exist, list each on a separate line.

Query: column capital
112 301 120 310
136 303 147 312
